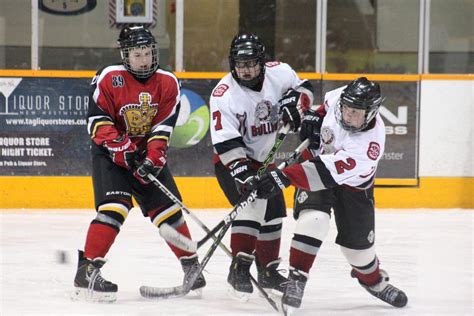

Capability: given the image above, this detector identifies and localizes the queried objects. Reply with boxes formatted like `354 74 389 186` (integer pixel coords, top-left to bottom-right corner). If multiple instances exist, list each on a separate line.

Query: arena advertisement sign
0 77 418 185
0 77 90 176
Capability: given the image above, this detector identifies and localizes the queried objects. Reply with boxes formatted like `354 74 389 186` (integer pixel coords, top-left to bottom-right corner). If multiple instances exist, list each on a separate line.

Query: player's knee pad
290 210 329 261
294 209 330 242
95 202 131 230
258 217 282 241
150 203 184 228
340 245 376 269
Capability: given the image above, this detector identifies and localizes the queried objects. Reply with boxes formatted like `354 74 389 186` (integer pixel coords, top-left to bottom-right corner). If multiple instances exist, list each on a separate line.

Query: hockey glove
278 88 312 132
103 135 138 170
300 109 324 148
253 169 291 199
229 159 257 195
134 140 167 184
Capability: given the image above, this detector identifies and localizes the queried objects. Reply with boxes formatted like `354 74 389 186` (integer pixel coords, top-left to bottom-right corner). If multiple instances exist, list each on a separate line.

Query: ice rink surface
1 208 472 316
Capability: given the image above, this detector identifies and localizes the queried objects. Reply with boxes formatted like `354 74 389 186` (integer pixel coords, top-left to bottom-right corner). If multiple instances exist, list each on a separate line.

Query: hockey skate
256 258 288 294
227 252 254 301
73 250 117 303
351 269 408 307
180 254 206 296
281 269 308 315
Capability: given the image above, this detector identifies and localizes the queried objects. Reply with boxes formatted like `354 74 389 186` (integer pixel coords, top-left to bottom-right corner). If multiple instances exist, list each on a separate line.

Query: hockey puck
57 250 68 264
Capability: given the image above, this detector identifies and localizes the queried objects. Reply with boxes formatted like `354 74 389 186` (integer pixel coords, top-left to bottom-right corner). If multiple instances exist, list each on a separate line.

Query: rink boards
0 175 472 209
0 71 472 209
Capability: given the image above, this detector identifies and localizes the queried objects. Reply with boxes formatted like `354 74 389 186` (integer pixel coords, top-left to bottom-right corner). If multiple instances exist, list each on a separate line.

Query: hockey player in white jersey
244 77 408 312
209 33 314 299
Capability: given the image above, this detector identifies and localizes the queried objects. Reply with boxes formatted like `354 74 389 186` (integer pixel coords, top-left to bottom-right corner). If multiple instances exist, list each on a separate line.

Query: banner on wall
0 77 90 176
0 77 418 184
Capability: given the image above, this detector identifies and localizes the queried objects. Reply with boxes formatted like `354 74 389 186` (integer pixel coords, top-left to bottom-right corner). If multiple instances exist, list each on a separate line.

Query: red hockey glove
103 135 138 170
133 140 167 184
278 88 312 132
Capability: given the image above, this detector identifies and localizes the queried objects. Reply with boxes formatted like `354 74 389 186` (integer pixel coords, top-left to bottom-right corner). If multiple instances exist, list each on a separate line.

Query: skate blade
282 303 298 316
188 288 203 299
258 288 282 300
71 287 117 303
227 286 251 302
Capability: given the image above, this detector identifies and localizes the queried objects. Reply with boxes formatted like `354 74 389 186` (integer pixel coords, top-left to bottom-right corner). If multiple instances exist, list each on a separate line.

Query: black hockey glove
253 169 291 199
134 158 163 185
278 88 312 132
229 159 257 195
299 109 324 148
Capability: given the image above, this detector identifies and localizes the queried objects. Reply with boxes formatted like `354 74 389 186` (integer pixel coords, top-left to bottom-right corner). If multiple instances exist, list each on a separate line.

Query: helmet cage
335 78 383 132
118 26 159 79
229 34 266 89
120 44 159 79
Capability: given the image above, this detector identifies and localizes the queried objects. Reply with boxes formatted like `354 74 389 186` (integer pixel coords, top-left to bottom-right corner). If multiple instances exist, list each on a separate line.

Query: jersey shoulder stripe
156 68 180 86
94 64 127 84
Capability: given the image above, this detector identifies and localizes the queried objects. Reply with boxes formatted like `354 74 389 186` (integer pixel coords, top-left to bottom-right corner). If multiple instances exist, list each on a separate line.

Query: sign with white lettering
0 78 90 175
0 77 418 184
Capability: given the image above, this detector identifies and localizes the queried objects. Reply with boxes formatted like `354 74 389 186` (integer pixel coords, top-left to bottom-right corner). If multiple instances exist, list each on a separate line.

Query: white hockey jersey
210 62 311 166
283 86 385 190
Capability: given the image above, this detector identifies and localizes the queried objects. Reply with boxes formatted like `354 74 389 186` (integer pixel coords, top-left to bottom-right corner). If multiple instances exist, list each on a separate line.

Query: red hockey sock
231 233 257 257
84 223 118 259
289 247 316 274
353 265 381 286
255 238 281 267
165 222 195 259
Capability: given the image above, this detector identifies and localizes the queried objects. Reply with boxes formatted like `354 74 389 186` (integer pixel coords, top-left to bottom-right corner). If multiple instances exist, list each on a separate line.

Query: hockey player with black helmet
210 33 314 300
245 77 408 313
73 25 205 302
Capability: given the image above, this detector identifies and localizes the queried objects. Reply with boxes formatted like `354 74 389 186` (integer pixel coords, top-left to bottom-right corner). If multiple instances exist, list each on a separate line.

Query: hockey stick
141 175 279 310
141 123 290 299
140 139 311 301
169 137 310 297
160 137 310 253
141 124 298 300
160 124 292 253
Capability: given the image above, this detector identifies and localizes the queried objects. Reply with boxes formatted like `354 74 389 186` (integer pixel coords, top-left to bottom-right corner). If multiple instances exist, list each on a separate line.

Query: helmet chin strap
239 77 264 91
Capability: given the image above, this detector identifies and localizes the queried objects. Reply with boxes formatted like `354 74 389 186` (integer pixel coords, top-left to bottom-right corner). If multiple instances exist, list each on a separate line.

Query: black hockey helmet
229 33 266 89
117 25 159 79
335 77 383 132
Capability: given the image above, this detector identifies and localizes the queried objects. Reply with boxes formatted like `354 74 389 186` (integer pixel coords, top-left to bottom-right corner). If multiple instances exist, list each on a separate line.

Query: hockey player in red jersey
210 33 314 299
73 25 205 302
244 77 408 312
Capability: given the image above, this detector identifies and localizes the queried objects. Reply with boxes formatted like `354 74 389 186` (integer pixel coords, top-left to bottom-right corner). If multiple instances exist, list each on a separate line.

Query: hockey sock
289 235 320 273
231 233 257 257
289 210 329 273
165 222 195 258
255 239 281 267
340 246 380 286
351 257 380 286
84 222 118 259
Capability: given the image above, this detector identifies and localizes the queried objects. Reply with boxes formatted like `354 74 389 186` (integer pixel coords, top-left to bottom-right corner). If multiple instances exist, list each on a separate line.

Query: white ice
1 209 473 315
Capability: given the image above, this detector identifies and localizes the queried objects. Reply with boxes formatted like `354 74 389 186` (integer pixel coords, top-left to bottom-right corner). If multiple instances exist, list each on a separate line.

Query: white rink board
1 209 473 315
419 79 473 177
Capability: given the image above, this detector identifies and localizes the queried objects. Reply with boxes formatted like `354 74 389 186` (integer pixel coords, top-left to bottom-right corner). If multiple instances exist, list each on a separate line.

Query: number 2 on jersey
334 157 356 174
212 110 223 130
